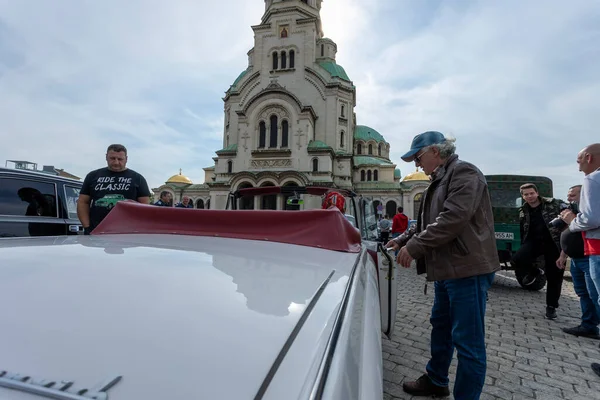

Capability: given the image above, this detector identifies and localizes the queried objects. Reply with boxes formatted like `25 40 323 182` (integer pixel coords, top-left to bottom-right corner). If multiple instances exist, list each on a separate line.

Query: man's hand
385 240 399 250
556 253 568 270
560 209 576 225
396 246 414 268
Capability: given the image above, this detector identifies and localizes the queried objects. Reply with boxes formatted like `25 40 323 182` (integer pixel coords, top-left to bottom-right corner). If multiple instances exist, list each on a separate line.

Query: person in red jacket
392 207 409 238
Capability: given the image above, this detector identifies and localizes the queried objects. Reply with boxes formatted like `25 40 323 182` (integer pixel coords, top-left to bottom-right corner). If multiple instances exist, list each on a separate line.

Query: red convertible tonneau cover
93 201 362 253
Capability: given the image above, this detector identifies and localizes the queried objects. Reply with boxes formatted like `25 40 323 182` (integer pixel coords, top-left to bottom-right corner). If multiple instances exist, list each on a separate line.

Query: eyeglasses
414 148 430 164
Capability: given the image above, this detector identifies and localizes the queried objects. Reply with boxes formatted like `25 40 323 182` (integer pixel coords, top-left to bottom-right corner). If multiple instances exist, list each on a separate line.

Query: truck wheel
514 266 547 291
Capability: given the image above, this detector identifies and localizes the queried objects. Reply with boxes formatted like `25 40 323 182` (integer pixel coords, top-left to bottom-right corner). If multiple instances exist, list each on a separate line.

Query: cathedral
153 0 428 219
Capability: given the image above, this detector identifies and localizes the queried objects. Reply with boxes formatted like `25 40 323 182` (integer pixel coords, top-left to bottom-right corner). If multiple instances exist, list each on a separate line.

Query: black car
0 167 83 238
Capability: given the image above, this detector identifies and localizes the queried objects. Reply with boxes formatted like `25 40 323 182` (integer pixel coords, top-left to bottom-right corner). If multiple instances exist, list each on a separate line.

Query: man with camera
560 143 600 377
557 185 600 339
512 183 565 319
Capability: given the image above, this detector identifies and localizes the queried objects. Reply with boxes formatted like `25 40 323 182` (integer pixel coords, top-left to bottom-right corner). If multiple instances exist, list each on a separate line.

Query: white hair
430 136 457 159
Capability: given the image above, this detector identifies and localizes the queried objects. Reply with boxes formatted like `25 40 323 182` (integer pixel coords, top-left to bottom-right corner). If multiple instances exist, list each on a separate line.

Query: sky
0 0 598 199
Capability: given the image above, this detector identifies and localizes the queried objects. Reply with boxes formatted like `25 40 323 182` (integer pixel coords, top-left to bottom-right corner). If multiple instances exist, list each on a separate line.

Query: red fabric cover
236 186 354 198
92 201 362 253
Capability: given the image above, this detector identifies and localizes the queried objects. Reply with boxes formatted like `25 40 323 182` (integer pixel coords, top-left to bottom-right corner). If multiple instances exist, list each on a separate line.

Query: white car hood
0 234 358 399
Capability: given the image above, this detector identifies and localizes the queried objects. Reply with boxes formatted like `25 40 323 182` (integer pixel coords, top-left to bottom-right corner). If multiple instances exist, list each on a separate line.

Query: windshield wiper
0 370 122 400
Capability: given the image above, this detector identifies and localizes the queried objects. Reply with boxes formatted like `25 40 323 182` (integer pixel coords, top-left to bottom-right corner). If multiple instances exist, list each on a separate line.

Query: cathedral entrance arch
196 199 205 209
413 193 423 220
386 200 397 218
372 200 381 217
260 181 277 210
282 181 301 210
237 182 254 210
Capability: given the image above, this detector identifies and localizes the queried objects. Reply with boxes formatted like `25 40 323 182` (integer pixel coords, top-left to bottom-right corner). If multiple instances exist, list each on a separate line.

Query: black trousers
380 231 390 243
512 239 564 308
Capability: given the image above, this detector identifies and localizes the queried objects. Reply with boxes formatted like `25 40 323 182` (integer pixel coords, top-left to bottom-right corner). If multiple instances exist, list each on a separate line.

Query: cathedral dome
402 170 429 182
354 125 386 143
166 169 193 185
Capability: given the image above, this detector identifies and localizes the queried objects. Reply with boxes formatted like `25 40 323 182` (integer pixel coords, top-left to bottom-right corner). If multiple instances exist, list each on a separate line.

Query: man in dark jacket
513 183 565 319
386 131 499 400
557 185 600 338
154 191 172 207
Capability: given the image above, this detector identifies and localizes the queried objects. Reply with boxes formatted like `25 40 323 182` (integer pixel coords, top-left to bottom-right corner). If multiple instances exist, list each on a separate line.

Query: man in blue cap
386 131 499 399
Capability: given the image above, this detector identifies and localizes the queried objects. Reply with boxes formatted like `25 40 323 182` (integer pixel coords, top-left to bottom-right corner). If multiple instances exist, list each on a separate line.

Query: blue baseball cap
401 131 446 162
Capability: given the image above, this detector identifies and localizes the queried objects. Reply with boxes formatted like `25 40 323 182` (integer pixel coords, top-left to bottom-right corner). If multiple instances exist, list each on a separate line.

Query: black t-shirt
560 229 585 259
80 167 151 229
528 205 549 242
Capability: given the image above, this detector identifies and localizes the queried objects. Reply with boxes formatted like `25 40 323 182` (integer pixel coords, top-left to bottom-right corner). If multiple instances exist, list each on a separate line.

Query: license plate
495 232 514 240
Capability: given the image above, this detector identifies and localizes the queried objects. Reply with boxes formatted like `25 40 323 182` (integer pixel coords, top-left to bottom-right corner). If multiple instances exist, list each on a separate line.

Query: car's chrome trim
0 370 122 400
308 251 362 400
254 269 336 400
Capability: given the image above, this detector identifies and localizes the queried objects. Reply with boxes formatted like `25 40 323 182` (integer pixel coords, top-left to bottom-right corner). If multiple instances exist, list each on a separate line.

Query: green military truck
485 175 553 291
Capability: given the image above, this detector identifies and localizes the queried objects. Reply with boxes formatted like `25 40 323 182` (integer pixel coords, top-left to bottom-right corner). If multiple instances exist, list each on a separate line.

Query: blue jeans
426 272 495 400
589 256 600 312
571 257 600 332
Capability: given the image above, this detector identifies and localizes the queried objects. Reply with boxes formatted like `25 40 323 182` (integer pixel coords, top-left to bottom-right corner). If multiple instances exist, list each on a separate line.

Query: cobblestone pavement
383 267 600 400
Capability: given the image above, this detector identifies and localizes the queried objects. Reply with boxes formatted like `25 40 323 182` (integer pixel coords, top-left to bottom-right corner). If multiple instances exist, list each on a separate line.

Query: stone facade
152 0 428 219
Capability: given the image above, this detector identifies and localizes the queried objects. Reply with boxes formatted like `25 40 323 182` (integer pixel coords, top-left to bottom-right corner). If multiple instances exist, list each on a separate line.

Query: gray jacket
570 169 600 239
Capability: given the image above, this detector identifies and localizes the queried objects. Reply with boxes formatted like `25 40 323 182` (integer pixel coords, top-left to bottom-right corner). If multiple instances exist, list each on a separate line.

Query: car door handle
69 225 82 233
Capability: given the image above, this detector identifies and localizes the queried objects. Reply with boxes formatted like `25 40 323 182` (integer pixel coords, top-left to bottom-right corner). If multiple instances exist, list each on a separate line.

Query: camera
548 202 579 230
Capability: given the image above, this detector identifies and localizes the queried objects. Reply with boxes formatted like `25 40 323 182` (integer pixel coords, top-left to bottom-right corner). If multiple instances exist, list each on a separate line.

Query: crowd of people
385 132 600 399
76 139 600 400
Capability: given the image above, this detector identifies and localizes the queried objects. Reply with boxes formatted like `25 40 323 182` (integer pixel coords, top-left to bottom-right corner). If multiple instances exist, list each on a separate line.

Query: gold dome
166 169 193 185
402 169 430 182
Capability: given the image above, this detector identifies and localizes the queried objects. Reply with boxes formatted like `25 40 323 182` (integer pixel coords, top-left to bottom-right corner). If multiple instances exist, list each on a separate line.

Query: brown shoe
403 374 450 397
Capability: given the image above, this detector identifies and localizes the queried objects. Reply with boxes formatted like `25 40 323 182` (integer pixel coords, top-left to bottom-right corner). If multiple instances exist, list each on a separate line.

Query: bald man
560 143 600 377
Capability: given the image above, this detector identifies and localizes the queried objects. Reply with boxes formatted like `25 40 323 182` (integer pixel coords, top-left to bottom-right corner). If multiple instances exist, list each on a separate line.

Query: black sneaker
563 325 600 339
402 374 450 397
591 363 600 378
546 306 557 320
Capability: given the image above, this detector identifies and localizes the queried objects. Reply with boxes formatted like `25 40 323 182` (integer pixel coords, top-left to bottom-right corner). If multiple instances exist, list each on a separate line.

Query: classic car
0 191 398 400
94 194 126 209
0 167 83 237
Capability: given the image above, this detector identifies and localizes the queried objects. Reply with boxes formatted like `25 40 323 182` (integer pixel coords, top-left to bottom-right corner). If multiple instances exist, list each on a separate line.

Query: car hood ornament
0 370 122 400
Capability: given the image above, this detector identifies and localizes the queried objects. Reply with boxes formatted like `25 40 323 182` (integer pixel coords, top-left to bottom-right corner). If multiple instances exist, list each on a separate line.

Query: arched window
281 120 289 147
357 143 362 155
289 50 295 68
321 44 324 57
312 158 319 172
340 131 344 147
374 170 378 181
227 160 233 174
361 170 365 181
378 144 382 156
196 199 204 209
341 105 345 117
281 51 287 69
367 170 372 181
368 144 373 155
272 52 278 70
259 121 266 148
269 115 278 148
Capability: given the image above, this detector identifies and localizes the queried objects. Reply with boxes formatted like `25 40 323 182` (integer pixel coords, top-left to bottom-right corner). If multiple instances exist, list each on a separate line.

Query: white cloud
0 0 599 199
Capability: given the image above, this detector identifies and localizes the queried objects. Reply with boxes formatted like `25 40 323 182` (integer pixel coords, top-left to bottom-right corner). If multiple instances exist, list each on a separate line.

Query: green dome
394 168 401 179
354 125 386 143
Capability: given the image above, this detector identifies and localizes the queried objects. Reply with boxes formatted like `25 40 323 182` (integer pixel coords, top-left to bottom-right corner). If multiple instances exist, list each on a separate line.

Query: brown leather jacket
394 154 500 281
